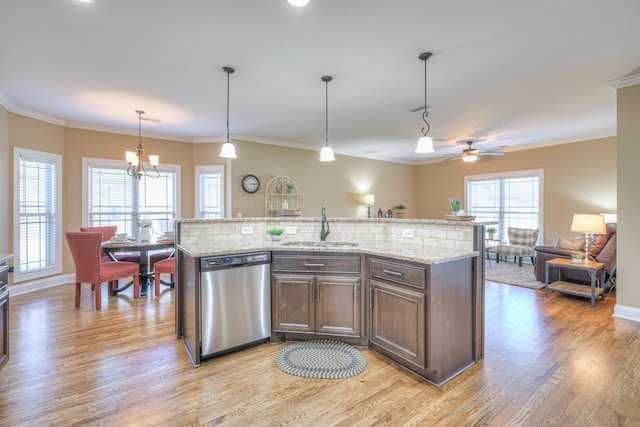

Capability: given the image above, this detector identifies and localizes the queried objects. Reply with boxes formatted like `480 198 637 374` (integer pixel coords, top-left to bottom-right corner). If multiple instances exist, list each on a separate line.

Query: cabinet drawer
273 255 361 274
370 258 425 290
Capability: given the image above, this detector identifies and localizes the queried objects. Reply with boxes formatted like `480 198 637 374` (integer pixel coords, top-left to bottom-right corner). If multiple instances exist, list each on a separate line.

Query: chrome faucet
320 205 330 241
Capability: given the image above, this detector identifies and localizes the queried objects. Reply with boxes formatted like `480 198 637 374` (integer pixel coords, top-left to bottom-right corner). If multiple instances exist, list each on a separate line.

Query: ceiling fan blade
480 151 505 156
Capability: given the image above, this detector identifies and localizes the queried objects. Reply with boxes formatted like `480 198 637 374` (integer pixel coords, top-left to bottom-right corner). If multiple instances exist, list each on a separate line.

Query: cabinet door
316 275 362 337
370 279 426 369
272 274 315 333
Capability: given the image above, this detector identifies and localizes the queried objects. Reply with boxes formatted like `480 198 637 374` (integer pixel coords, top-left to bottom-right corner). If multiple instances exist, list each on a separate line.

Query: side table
545 258 605 307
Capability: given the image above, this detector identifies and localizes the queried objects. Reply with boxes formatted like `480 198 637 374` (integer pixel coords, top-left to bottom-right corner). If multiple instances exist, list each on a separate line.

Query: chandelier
125 110 159 179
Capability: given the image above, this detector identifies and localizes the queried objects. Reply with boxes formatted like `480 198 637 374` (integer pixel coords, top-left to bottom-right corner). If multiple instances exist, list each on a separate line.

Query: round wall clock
241 174 260 193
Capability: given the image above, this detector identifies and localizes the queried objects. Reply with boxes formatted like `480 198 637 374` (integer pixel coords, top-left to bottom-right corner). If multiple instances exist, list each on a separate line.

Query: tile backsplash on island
176 217 490 255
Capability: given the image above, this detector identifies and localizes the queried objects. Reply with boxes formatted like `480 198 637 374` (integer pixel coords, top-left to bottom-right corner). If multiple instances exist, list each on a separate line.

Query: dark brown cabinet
272 253 363 340
369 256 476 386
0 264 9 372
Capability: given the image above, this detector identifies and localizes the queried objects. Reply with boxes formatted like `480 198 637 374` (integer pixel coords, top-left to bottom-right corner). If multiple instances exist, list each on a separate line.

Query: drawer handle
305 263 325 268
382 269 403 277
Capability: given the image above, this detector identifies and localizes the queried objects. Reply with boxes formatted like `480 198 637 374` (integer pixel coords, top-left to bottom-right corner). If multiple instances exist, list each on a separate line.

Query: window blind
196 166 224 219
466 170 542 241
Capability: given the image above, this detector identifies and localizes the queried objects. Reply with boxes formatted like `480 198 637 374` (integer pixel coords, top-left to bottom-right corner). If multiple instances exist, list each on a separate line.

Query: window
465 169 543 241
83 158 181 237
195 165 224 219
13 148 63 283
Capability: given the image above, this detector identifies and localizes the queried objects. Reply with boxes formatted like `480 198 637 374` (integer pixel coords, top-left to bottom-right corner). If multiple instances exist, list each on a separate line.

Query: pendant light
125 110 160 179
219 66 237 158
415 52 435 154
319 75 335 162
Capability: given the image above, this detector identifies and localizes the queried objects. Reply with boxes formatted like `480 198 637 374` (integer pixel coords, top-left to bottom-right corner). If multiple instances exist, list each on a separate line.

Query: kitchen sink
280 241 359 249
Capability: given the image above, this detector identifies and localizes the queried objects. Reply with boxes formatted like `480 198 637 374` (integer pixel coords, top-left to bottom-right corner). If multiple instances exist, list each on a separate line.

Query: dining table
102 236 175 297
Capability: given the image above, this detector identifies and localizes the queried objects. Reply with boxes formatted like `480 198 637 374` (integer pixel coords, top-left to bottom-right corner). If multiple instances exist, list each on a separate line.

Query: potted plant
571 253 585 264
486 227 498 239
394 204 407 218
267 227 284 241
448 196 462 215
286 183 295 194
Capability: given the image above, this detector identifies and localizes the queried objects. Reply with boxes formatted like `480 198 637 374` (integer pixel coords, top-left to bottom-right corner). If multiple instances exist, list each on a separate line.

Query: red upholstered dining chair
153 257 175 297
65 231 140 310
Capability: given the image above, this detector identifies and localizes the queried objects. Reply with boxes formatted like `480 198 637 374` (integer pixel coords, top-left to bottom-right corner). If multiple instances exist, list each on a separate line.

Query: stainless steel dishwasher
200 252 271 359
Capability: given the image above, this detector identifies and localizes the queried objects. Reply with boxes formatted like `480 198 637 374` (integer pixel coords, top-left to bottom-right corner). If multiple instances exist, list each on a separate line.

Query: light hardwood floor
1 280 639 426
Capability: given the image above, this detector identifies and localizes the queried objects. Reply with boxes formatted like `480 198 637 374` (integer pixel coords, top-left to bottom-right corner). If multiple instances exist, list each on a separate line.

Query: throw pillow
588 234 609 256
555 236 584 251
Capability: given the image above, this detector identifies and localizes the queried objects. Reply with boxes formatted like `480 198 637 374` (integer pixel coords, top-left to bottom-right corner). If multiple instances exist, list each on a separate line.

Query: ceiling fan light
220 141 237 158
415 135 435 153
319 145 335 161
463 153 478 162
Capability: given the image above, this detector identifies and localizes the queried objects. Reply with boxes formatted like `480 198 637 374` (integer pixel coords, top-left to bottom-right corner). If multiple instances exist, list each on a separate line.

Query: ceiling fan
447 140 505 162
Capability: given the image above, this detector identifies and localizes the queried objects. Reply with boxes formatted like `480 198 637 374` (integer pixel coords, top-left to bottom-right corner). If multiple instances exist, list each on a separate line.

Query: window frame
82 157 181 234
195 165 225 219
465 168 544 242
12 147 63 283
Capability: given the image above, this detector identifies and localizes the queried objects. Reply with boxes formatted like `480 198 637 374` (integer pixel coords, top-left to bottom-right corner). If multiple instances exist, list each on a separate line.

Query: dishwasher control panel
201 252 271 269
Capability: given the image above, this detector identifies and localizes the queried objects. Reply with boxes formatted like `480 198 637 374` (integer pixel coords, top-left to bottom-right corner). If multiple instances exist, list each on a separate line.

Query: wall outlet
285 226 297 234
241 226 253 235
402 229 415 238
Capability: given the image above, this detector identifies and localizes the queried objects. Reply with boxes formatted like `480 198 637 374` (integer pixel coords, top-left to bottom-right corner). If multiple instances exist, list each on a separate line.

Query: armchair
495 227 540 267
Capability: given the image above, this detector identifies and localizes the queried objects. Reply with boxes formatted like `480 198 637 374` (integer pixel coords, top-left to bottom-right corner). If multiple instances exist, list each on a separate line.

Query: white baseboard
613 304 640 324
8 274 74 296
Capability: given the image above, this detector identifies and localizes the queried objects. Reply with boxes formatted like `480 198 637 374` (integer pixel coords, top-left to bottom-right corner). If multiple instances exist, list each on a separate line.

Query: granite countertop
175 217 496 227
177 241 478 265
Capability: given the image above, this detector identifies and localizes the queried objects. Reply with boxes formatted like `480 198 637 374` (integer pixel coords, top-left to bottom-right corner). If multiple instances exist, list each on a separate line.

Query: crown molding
608 73 640 90
65 120 194 143
0 90 66 126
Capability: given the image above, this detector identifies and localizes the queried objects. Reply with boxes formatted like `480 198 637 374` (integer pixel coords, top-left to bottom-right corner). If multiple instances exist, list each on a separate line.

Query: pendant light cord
226 68 230 142
420 52 432 137
325 78 329 146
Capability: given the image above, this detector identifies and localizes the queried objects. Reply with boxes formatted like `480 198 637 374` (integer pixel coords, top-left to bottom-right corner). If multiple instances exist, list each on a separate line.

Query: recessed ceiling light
76 0 95 3
287 0 309 6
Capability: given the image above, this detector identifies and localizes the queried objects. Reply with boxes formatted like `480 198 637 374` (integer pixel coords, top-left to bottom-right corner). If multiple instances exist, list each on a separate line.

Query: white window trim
195 165 225 219
81 157 182 227
464 168 544 240
13 147 63 283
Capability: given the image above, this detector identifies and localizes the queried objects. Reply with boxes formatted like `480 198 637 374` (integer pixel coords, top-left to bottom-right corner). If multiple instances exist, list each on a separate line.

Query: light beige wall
415 137 617 245
214 139 416 219
617 83 640 311
0 107 9 254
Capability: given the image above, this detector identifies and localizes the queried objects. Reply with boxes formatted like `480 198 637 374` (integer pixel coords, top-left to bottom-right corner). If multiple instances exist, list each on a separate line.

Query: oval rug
274 340 367 379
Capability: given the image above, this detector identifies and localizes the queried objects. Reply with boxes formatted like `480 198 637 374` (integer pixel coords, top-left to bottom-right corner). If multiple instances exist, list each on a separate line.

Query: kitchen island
174 217 491 386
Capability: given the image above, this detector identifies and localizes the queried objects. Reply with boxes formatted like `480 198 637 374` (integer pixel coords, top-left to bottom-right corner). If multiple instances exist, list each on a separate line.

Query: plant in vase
394 204 407 218
571 253 585 263
448 196 462 215
267 228 284 241
486 227 498 239
137 218 154 241
286 183 295 194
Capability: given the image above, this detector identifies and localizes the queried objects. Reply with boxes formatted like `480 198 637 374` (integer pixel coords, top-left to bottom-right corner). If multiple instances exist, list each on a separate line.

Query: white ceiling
1 0 639 164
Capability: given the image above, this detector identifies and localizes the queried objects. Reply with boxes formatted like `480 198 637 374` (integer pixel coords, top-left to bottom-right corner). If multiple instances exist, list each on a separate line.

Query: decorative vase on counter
451 210 460 216
140 226 154 242
271 235 282 242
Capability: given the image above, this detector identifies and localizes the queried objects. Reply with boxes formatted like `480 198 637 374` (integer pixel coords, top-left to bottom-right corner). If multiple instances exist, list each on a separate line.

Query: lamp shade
219 141 237 158
570 214 606 234
415 135 434 153
462 153 478 162
319 146 335 162
364 194 375 206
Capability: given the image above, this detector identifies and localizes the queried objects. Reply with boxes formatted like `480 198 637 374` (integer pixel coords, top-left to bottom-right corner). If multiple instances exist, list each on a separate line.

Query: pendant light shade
319 75 335 162
219 66 237 159
415 52 435 154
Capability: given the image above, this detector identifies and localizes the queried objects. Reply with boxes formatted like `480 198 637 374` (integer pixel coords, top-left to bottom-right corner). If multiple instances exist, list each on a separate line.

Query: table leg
545 262 549 297
589 269 596 307
600 268 606 301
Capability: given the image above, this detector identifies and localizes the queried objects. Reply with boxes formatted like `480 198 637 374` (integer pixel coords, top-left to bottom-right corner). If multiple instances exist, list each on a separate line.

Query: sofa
534 224 617 288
